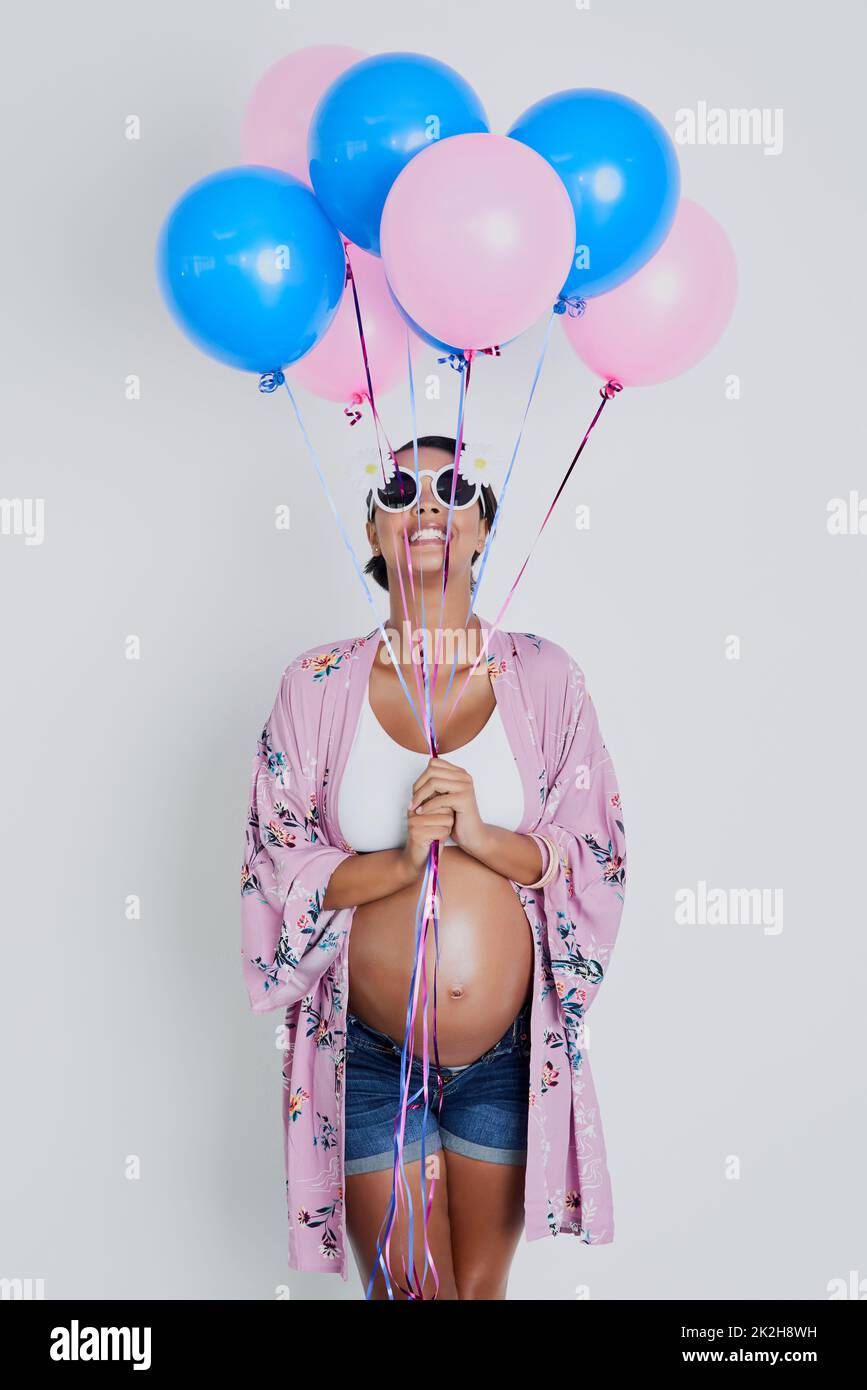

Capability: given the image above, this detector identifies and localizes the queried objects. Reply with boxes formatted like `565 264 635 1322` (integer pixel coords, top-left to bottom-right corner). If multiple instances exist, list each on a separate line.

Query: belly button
449 987 464 999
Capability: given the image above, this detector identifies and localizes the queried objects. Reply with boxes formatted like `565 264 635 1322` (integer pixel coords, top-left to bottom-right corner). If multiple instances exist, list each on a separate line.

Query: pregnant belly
347 846 534 1067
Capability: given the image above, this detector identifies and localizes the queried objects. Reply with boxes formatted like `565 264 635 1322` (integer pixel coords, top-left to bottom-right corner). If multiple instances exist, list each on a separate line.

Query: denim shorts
343 1000 532 1175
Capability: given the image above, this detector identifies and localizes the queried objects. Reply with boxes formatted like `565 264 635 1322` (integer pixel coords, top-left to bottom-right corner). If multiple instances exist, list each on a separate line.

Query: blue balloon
508 89 680 300
156 166 346 373
309 52 488 254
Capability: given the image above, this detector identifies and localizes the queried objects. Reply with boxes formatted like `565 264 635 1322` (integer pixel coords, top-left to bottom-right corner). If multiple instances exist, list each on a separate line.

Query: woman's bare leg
442 1149 526 1300
345 1151 459 1300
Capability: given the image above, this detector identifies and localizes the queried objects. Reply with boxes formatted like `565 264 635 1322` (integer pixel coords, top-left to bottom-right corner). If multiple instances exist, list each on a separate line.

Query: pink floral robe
240 613 627 1280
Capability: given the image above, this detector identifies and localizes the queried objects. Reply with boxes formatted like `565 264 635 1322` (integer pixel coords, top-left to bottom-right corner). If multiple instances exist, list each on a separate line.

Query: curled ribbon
554 294 586 318
258 370 285 394
437 346 500 371
436 353 467 373
344 390 369 426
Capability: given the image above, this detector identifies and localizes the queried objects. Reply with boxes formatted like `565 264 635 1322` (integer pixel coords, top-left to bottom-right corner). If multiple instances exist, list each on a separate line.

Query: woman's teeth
410 527 447 543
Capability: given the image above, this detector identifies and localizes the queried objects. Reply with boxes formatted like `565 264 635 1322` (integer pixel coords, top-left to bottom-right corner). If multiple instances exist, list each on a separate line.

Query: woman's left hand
407 757 490 859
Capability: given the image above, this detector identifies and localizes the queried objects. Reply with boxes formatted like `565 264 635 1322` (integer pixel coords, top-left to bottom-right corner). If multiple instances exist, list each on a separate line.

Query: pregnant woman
240 435 627 1301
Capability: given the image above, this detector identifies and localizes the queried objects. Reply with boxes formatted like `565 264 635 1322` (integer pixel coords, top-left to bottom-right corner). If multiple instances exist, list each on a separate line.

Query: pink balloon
241 46 366 185
380 133 576 350
287 243 419 402
562 197 737 386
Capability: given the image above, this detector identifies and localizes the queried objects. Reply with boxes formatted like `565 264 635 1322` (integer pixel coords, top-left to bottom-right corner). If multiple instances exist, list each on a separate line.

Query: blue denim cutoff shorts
343 1001 531 1175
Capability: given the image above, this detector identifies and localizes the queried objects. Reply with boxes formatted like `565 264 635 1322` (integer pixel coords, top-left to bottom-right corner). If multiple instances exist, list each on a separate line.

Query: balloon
156 166 346 374
380 133 576 350
561 198 737 386
508 88 680 300
387 283 517 362
308 52 488 253
241 45 366 184
288 243 420 401
387 283 466 359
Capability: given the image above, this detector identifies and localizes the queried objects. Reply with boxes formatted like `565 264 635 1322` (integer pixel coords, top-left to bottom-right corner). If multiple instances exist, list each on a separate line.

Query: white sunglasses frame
367 465 484 521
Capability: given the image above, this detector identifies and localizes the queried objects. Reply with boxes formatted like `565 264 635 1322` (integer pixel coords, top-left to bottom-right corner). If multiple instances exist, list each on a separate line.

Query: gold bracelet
518 832 559 890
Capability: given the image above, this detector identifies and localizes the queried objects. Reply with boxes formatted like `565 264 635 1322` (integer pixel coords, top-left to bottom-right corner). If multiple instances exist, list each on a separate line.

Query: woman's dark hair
363 435 498 594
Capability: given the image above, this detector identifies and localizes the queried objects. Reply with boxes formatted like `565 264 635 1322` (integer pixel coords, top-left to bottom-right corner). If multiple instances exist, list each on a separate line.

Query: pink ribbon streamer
438 379 623 735
332 261 619 1298
369 357 476 1301
344 242 451 1299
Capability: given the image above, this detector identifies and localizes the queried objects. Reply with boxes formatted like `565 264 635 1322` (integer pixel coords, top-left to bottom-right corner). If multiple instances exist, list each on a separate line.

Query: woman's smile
408 524 449 545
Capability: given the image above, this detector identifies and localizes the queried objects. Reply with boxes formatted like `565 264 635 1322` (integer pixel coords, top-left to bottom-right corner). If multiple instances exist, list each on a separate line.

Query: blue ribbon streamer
442 308 557 708
278 378 427 743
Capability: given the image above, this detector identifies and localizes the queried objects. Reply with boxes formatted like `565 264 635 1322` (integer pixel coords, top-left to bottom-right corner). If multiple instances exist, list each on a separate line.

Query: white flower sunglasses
366 465 486 522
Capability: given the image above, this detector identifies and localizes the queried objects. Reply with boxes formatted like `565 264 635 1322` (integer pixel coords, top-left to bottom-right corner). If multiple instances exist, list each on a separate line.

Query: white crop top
337 685 526 852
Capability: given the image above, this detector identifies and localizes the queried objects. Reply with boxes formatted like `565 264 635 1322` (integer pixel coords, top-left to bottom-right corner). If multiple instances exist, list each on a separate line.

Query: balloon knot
258 370 285 394
437 353 466 373
600 379 623 400
343 390 369 424
554 295 586 318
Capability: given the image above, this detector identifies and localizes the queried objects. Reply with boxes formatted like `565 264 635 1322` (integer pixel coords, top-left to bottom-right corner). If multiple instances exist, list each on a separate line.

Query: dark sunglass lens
377 471 416 508
436 469 475 507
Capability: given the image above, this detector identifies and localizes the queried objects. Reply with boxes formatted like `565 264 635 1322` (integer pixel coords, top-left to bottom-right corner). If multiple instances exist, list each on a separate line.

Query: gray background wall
1 0 864 1300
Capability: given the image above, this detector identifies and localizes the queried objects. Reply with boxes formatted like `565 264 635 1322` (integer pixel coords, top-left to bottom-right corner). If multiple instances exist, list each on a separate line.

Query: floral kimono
240 613 627 1281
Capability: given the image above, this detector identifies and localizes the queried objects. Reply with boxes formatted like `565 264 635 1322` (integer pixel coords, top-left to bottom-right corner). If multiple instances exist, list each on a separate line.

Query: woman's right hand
400 800 455 875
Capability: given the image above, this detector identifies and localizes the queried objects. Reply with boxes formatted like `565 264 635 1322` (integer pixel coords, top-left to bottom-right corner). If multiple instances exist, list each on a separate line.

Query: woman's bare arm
322 847 419 910
322 800 455 910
